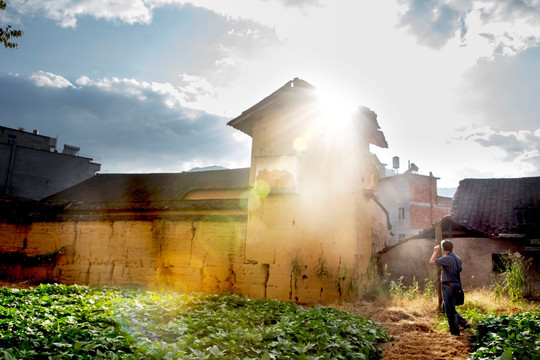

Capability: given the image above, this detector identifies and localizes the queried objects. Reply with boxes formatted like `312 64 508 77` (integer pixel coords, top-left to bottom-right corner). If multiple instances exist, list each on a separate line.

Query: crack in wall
200 251 208 285
110 261 115 283
262 263 269 298
189 221 196 267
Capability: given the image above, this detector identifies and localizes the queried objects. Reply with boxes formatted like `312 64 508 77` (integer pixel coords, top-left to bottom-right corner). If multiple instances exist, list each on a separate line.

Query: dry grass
463 287 538 315
337 288 539 360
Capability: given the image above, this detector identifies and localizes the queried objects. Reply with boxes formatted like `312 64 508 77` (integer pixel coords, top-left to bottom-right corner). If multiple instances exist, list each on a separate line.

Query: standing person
429 240 470 335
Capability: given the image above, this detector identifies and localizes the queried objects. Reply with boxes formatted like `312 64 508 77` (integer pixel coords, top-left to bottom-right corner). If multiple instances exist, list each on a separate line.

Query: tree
0 0 22 48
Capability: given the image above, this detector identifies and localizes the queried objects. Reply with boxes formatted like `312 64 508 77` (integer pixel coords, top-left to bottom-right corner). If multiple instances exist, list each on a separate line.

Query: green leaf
500 348 512 360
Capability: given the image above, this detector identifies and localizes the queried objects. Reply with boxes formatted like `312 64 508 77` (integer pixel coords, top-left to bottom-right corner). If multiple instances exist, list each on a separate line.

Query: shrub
468 312 540 360
492 251 532 302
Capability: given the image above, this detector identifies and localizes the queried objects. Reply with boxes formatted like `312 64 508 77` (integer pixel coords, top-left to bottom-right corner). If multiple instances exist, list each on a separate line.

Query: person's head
441 240 453 252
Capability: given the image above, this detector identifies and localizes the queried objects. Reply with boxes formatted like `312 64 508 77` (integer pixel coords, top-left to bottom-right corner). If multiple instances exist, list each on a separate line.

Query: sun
314 88 357 146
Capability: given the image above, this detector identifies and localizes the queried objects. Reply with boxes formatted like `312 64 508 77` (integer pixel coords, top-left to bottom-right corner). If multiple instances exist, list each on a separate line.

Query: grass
358 276 540 360
434 287 539 331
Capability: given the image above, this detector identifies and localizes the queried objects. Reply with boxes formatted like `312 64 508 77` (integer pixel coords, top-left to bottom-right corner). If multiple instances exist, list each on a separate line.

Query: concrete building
378 163 451 244
0 78 392 304
0 126 101 200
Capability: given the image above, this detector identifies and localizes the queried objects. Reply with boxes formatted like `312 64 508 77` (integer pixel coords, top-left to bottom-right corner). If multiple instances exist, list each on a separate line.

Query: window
7 135 16 145
398 207 405 220
492 254 505 273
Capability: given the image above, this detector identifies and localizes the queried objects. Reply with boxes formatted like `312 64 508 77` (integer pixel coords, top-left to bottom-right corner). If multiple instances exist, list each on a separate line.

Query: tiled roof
42 168 250 212
451 177 540 237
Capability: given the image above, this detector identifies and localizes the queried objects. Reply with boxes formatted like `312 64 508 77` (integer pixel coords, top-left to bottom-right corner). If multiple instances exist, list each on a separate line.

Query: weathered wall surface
0 211 374 304
380 238 438 287
242 105 381 304
380 237 532 290
0 217 248 295
370 199 392 253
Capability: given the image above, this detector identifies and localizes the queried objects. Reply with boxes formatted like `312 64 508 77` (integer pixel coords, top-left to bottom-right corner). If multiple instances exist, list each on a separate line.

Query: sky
1 0 539 190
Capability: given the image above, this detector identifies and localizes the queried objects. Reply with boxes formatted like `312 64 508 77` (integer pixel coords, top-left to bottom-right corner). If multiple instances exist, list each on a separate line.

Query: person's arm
429 245 440 265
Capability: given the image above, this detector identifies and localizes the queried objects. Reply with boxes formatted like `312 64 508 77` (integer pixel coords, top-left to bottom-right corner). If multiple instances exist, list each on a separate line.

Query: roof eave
227 78 316 137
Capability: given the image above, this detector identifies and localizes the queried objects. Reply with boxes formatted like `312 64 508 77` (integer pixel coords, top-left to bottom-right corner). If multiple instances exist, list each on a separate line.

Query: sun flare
314 89 358 146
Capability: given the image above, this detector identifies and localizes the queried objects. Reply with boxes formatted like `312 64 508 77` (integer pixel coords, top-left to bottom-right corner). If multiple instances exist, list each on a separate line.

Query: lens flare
314 89 357 147
253 179 271 198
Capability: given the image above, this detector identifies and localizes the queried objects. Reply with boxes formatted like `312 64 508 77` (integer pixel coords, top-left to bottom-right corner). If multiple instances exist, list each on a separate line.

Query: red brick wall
408 175 450 230
410 205 450 229
409 176 437 203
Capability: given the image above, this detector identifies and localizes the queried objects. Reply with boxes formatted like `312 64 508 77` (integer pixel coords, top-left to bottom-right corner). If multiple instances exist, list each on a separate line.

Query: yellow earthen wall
0 216 249 295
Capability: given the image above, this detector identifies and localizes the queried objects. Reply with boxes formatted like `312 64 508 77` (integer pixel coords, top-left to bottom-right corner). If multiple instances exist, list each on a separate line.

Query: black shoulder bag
451 253 465 306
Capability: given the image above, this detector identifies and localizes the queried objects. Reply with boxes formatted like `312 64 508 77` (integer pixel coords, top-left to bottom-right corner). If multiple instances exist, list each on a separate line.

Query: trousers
442 283 468 335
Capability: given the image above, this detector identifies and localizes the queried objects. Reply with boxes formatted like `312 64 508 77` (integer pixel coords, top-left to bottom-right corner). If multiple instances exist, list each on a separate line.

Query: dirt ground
1 280 471 359
345 300 472 360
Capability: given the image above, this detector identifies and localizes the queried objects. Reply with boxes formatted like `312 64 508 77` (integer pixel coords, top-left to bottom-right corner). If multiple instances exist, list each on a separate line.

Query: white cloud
397 0 540 57
450 125 540 177
7 0 316 28
262 0 320 8
460 45 540 131
75 75 186 108
177 74 217 104
29 71 74 88
10 0 153 27
0 73 252 173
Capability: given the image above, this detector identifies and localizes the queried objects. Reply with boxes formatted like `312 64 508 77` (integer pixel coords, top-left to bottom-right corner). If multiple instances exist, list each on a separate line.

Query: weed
389 276 421 300
315 250 330 300
290 253 304 292
336 261 359 302
361 256 391 302
315 251 330 280
423 279 436 298
492 251 532 302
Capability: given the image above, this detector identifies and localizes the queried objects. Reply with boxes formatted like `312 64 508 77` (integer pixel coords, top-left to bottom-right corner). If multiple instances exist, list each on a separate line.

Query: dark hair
441 240 453 251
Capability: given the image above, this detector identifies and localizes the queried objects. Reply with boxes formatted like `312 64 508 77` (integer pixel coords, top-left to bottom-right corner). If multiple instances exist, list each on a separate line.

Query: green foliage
467 312 540 360
422 279 435 298
335 262 359 302
0 284 390 359
436 300 497 332
0 284 146 359
315 251 329 280
315 250 330 300
360 261 435 302
492 251 532 302
361 261 390 302
388 276 421 300
290 254 304 291
1 1 23 49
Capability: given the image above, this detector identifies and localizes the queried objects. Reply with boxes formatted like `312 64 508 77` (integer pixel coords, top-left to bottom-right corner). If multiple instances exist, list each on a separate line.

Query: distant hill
187 166 229 172
438 188 457 198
